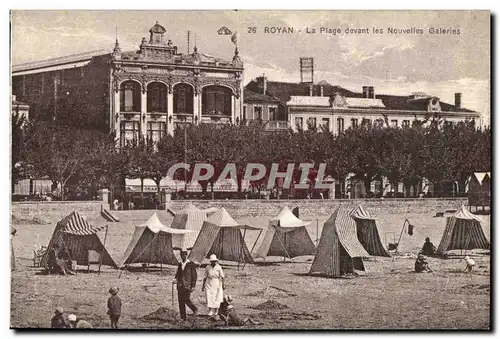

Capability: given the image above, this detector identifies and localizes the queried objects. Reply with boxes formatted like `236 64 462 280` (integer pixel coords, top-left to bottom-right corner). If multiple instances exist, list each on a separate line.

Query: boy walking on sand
107 287 122 329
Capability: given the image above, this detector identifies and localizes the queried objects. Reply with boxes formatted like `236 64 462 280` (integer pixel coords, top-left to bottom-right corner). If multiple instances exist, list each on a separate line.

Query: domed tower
149 21 166 44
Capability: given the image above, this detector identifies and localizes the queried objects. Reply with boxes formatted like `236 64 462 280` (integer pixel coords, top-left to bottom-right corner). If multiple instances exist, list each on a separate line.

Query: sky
11 10 490 125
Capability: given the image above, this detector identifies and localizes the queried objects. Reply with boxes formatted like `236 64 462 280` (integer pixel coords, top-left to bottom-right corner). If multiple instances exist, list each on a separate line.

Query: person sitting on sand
420 237 436 256
463 255 475 274
51 307 71 328
68 314 93 328
414 253 432 273
218 295 261 326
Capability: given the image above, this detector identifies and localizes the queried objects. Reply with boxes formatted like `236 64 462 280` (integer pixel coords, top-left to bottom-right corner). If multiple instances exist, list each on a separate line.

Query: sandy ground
10 207 490 329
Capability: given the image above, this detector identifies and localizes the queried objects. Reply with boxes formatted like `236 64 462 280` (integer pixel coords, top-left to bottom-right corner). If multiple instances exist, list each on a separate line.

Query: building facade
242 88 288 130
245 77 481 133
12 22 244 145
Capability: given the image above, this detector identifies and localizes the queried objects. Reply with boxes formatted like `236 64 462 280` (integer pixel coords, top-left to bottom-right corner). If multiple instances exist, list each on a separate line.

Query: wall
11 198 468 222
164 198 467 219
11 201 104 220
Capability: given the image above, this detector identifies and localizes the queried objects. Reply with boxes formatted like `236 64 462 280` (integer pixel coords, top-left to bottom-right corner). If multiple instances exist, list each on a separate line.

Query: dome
149 21 166 34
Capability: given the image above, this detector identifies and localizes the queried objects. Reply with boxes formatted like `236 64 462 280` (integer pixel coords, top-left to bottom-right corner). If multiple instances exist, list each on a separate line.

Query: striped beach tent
118 213 193 267
436 205 490 255
40 211 116 268
188 208 256 266
309 207 369 278
350 205 390 257
169 204 214 250
255 206 316 260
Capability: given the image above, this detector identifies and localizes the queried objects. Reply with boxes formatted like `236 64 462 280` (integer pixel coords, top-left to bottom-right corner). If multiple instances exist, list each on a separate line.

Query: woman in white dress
201 254 225 318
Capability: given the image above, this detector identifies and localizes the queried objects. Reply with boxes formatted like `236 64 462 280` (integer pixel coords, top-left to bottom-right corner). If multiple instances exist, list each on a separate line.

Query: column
231 94 235 124
140 90 147 139
193 92 200 124
167 91 174 135
329 179 336 200
114 90 121 140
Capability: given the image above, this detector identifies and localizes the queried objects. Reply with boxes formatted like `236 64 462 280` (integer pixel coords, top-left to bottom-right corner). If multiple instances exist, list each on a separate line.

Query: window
243 105 247 121
147 121 166 143
202 86 232 116
337 117 344 134
147 82 168 113
295 117 304 129
254 106 263 120
402 120 410 128
362 118 372 126
269 106 277 121
307 117 317 128
374 118 385 127
322 118 330 130
391 119 398 127
120 121 140 147
120 81 141 112
351 118 358 128
173 83 194 114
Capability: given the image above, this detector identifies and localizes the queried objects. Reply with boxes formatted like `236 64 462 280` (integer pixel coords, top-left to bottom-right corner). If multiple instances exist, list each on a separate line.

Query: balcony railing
264 120 289 130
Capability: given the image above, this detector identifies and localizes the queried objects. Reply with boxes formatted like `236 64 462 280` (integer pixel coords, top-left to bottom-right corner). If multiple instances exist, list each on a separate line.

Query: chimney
455 93 462 110
309 85 313 96
362 86 369 98
320 86 324 97
368 86 375 99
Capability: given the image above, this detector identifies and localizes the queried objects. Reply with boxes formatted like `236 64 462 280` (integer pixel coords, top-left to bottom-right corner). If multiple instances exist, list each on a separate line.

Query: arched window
337 117 344 134
173 83 194 114
120 81 141 112
202 86 232 116
147 82 168 113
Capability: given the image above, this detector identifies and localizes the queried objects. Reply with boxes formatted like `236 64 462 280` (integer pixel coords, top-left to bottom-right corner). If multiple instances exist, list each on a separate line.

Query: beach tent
188 208 258 267
309 207 369 278
168 204 214 250
40 211 116 268
436 205 490 255
350 205 391 257
255 206 315 260
118 213 193 267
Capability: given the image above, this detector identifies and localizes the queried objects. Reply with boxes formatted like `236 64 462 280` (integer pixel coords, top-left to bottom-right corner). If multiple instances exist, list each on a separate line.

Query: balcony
264 120 289 131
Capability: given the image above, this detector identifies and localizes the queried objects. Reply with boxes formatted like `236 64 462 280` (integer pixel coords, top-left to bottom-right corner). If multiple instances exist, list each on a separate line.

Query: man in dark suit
173 249 198 320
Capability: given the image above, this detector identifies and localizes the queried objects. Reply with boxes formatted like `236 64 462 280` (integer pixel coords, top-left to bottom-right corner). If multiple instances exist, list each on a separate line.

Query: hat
55 307 64 315
109 287 119 294
209 254 218 262
68 314 77 322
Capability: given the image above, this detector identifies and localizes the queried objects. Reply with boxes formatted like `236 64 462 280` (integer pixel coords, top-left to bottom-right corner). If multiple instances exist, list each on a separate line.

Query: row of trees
12 115 491 200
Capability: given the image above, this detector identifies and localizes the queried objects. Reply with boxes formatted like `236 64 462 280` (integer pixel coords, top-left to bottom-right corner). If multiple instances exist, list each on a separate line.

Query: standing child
464 255 475 274
107 287 122 329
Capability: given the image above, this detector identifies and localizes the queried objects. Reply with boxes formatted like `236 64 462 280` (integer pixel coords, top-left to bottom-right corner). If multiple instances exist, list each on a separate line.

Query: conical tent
255 206 316 259
309 207 369 278
437 205 490 255
169 204 212 250
188 208 256 265
350 205 390 257
40 211 116 268
119 213 193 267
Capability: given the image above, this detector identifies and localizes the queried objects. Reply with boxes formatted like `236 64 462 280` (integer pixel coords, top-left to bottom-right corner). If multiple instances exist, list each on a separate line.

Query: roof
350 205 375 221
150 22 166 34
270 206 310 228
58 211 105 235
245 79 476 113
452 205 485 223
243 88 281 103
473 172 491 184
12 49 110 73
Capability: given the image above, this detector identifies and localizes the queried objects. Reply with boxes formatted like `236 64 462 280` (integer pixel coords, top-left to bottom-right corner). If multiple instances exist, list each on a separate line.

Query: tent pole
243 229 262 271
239 227 247 271
275 231 293 263
98 225 109 275
316 219 319 245
118 234 159 278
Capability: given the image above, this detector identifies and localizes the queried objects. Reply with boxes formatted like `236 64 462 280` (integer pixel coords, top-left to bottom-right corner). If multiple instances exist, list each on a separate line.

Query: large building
245 76 482 133
12 22 244 145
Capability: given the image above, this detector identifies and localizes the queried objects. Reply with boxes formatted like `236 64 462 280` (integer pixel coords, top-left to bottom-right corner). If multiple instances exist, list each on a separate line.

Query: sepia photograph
9 9 491 330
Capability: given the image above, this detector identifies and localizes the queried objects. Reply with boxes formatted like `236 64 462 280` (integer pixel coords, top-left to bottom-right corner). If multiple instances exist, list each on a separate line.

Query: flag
231 31 238 46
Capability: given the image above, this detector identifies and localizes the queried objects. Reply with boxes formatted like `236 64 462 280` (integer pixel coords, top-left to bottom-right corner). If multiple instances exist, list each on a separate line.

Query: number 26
248 27 257 34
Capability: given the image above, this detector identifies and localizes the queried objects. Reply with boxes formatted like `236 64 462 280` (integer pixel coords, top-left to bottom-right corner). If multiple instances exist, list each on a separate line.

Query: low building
245 77 481 133
242 88 288 130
